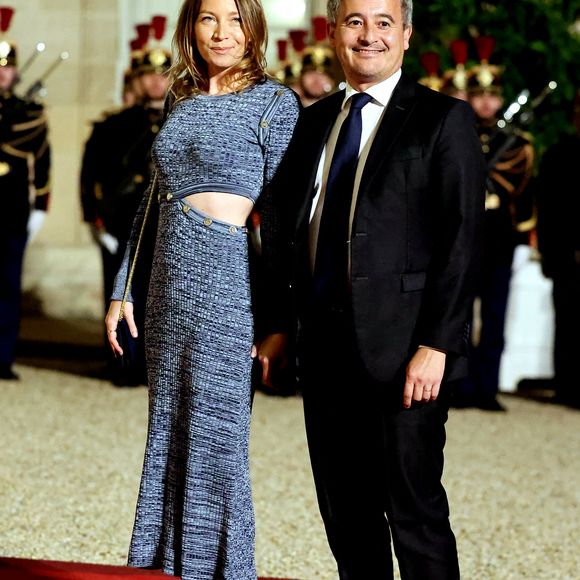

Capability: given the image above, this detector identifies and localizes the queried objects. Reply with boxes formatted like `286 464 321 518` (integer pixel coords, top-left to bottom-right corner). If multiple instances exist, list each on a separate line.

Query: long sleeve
110 177 156 302
32 112 51 212
79 122 103 224
414 100 487 355
253 88 301 336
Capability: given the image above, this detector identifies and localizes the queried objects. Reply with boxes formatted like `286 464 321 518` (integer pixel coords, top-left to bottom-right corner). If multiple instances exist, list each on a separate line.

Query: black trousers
552 263 580 404
0 234 27 366
299 309 459 580
459 263 512 400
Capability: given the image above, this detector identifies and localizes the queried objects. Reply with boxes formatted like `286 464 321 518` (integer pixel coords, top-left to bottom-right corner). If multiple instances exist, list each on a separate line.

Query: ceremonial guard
80 16 170 386
0 6 51 381
536 90 580 409
441 39 469 100
273 18 337 108
417 40 468 101
455 36 536 411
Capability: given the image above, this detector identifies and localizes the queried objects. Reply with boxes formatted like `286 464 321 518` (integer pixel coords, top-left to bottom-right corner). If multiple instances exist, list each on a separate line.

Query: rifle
15 42 46 80
24 51 70 101
487 81 558 171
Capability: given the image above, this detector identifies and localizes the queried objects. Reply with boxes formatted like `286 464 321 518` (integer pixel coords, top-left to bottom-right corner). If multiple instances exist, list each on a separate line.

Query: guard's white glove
511 244 532 272
99 231 119 255
89 224 119 255
26 209 46 242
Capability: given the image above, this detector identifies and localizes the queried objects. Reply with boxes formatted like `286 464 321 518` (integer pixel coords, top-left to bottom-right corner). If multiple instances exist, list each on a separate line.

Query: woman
105 0 300 578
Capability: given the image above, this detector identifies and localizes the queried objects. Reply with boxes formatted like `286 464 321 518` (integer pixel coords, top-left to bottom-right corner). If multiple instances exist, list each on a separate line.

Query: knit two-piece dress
112 78 300 580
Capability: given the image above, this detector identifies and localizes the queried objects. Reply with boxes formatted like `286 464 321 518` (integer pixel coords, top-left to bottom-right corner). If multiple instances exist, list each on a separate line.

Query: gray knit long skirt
127 195 256 580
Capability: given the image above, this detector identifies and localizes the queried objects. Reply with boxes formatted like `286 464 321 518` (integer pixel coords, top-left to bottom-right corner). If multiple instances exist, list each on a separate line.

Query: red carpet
0 558 294 580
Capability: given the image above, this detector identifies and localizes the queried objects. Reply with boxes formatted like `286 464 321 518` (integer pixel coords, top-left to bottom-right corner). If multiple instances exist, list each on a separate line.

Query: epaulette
95 105 127 122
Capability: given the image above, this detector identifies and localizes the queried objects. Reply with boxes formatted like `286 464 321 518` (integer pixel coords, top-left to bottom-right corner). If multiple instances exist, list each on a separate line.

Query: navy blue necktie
313 91 373 308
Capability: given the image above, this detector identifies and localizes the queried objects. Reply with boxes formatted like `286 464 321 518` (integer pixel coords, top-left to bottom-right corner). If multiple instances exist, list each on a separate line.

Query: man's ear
328 22 336 47
403 25 413 51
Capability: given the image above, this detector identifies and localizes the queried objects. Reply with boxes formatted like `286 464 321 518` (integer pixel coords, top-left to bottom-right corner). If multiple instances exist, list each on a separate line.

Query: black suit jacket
262 73 486 383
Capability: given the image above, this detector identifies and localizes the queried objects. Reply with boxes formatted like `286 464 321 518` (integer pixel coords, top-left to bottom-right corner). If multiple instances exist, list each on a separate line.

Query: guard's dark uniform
0 91 51 374
81 104 162 303
80 102 163 384
81 15 171 385
459 122 535 407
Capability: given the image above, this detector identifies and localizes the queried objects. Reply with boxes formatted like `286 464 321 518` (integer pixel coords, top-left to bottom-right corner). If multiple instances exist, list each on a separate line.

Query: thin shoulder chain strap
119 171 158 322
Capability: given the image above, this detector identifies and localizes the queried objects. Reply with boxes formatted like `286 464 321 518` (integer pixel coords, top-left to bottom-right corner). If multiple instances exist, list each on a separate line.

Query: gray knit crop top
111 78 300 303
152 78 301 202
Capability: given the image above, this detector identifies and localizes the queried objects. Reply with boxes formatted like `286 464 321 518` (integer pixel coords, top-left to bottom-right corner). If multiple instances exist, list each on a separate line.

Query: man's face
138 72 169 101
469 92 504 121
328 0 411 90
300 69 334 100
0 65 17 92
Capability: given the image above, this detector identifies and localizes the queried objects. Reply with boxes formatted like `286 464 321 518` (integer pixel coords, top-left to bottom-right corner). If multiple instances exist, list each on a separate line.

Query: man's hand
403 347 446 408
252 333 287 388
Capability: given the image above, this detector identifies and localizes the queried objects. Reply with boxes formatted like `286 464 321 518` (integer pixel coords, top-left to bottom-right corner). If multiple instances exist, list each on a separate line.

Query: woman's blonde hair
169 0 268 100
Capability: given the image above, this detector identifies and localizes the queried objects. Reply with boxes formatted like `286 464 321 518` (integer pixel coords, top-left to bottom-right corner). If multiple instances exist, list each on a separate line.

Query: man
80 21 170 386
536 90 580 409
455 36 535 411
0 6 51 381
258 0 486 577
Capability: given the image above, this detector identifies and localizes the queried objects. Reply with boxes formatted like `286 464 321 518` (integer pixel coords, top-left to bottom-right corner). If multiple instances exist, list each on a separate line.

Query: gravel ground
1 364 579 579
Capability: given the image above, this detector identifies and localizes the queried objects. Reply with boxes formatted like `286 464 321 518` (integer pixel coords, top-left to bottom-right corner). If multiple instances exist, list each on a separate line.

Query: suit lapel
359 74 418 193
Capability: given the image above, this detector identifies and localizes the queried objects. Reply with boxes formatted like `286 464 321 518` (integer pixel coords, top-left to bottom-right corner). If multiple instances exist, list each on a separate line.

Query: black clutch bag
115 317 138 371
114 172 157 375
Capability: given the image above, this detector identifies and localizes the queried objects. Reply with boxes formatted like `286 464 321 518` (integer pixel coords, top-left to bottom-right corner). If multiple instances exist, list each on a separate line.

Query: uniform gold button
166 193 173 201
203 217 212 226
0 161 11 176
182 204 190 213
482 144 490 154
229 226 237 234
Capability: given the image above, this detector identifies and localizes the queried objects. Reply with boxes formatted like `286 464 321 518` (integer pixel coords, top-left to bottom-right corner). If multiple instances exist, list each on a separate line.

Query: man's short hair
326 0 413 28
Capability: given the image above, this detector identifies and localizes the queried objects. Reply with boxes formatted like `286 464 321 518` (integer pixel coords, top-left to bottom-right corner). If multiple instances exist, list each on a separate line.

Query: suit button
203 217 212 226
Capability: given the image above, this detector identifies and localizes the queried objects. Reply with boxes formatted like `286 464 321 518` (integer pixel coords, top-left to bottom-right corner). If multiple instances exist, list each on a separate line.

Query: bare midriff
184 191 254 227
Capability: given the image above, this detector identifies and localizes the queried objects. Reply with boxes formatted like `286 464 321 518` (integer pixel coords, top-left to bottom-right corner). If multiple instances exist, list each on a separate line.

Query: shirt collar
342 69 402 109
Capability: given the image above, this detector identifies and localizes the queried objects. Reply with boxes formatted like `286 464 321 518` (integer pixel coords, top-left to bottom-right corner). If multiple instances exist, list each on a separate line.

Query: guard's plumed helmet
0 6 16 68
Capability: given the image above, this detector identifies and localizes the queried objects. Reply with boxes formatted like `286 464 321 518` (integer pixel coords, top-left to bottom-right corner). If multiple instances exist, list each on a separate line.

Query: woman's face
195 0 247 78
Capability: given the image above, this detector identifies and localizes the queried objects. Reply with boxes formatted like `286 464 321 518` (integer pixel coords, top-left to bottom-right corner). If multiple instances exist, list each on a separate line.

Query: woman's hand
105 301 137 357
252 333 288 388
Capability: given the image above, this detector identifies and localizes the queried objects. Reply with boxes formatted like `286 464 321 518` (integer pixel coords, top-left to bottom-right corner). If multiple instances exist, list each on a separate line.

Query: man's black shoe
0 364 19 380
476 396 507 412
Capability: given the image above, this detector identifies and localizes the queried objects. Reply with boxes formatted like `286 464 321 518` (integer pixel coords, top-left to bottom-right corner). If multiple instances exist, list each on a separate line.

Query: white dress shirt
308 69 402 271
